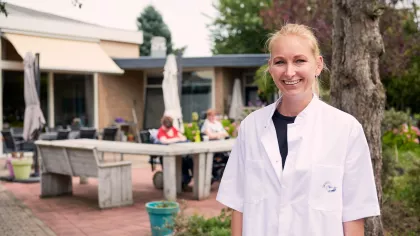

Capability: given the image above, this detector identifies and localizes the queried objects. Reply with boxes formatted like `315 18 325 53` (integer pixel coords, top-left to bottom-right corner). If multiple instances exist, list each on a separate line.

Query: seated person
201 109 229 140
157 116 187 144
157 115 192 189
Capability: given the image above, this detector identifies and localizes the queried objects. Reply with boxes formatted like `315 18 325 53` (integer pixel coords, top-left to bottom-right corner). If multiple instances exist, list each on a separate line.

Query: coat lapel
261 120 283 185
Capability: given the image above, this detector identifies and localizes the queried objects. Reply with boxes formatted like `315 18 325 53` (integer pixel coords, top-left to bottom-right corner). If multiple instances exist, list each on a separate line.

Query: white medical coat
216 96 380 236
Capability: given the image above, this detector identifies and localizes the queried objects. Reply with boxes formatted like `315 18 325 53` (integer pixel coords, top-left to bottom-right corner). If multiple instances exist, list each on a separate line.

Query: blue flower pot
146 201 179 236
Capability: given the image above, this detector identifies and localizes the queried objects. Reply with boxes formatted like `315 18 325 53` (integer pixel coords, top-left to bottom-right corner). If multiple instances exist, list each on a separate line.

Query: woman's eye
296 59 306 63
275 61 285 65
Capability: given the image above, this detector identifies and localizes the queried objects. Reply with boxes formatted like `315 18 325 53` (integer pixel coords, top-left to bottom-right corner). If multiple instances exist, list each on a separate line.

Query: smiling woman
216 23 380 236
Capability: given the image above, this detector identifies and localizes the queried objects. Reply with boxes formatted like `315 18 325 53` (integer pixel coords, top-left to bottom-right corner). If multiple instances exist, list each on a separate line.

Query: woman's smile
282 79 302 85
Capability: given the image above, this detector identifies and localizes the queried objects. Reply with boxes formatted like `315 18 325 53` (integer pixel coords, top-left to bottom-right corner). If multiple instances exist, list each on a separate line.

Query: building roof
114 54 269 69
0 3 143 44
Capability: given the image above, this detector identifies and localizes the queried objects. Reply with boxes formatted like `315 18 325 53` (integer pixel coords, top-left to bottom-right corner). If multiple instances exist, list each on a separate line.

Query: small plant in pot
146 200 180 236
9 152 33 180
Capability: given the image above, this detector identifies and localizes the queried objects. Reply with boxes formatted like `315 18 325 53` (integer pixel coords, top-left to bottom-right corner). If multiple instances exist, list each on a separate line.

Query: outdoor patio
0 154 225 236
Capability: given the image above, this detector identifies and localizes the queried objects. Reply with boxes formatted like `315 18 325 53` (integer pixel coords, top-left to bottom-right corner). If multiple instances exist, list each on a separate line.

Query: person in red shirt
156 115 192 190
157 116 187 144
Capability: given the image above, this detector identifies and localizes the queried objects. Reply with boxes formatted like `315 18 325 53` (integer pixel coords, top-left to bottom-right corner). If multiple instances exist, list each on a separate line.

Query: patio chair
102 127 118 141
56 130 70 140
45 125 63 133
79 128 97 139
10 127 24 136
139 130 162 172
1 130 25 157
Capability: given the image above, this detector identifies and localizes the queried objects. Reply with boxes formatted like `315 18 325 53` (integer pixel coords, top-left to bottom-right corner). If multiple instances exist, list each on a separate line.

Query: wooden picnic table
35 139 235 201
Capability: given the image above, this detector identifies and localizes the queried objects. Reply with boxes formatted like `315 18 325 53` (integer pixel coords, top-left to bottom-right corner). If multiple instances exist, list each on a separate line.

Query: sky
5 0 218 56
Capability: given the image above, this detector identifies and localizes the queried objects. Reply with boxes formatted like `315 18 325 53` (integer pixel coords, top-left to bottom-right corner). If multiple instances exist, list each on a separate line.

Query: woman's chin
281 89 312 99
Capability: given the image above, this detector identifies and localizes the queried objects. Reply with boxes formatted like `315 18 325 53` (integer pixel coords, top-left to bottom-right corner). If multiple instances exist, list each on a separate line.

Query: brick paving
0 184 56 236
0 155 225 236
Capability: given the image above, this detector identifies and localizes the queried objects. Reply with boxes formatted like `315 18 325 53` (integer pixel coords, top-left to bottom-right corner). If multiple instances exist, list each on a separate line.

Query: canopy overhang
3 33 124 74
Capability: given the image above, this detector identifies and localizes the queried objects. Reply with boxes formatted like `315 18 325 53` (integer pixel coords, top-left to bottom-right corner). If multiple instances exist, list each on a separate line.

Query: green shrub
382 146 399 198
382 108 414 134
220 119 238 138
183 122 200 142
405 160 420 216
171 201 232 236
253 64 276 103
382 124 419 153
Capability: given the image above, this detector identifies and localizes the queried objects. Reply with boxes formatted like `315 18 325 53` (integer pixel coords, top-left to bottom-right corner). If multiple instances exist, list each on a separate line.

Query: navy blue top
272 110 296 169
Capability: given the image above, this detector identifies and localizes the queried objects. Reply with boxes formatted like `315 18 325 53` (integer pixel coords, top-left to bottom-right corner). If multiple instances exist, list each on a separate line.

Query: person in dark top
272 110 296 169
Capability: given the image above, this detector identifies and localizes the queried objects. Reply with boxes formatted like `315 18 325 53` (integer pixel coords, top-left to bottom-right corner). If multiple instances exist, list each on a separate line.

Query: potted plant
145 200 179 236
127 133 134 142
10 152 33 180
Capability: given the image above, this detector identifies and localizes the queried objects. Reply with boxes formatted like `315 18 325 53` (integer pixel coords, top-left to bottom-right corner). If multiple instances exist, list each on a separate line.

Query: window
2 71 48 128
181 71 212 122
243 72 275 106
53 73 94 127
243 73 260 106
143 70 213 129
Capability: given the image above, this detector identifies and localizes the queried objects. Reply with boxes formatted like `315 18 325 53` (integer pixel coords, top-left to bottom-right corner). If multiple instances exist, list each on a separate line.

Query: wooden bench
37 144 133 209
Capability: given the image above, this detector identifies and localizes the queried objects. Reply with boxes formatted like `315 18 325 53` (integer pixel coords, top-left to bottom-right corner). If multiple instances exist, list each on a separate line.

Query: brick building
0 4 268 154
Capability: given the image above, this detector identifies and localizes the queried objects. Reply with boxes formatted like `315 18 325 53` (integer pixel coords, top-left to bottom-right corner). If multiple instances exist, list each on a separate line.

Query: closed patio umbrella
229 78 244 121
22 52 46 142
162 54 184 133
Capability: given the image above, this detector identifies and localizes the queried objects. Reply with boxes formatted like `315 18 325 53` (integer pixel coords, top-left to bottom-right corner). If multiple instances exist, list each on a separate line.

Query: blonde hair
206 108 216 117
266 23 322 96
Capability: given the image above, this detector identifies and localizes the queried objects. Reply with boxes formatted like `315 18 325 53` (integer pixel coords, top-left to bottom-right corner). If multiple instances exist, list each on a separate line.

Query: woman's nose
285 64 296 78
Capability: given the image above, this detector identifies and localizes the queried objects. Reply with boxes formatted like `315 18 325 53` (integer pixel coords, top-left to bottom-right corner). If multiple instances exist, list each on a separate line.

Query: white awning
3 33 124 74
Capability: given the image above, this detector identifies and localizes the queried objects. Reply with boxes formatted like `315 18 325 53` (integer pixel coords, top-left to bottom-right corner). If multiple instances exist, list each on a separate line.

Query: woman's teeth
283 79 301 85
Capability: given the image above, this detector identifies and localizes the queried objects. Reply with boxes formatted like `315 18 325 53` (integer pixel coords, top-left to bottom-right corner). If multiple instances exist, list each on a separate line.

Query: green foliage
154 201 179 208
220 119 238 137
183 122 200 142
184 119 238 140
381 144 420 235
382 125 419 152
405 161 420 216
137 5 173 56
210 0 272 54
253 64 276 102
379 3 420 114
172 201 232 236
382 108 413 133
381 106 420 234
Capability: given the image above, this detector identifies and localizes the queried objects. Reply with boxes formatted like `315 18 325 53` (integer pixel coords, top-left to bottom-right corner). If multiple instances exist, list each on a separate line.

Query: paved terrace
0 154 225 236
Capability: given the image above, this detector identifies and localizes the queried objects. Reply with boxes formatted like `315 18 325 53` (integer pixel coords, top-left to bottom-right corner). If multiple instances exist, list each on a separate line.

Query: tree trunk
331 1 386 235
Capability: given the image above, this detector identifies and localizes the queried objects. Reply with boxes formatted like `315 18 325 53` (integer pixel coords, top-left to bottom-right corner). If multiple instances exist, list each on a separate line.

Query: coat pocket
309 165 343 211
244 159 265 203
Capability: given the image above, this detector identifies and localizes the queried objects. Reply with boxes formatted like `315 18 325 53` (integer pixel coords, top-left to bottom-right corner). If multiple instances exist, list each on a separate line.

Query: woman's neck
278 93 313 117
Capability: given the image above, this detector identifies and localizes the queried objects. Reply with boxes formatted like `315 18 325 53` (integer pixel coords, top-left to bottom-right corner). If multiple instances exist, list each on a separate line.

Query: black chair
139 130 162 172
139 130 152 144
102 127 118 141
10 127 24 136
1 130 25 157
79 128 97 139
46 125 63 133
56 130 70 140
70 124 81 131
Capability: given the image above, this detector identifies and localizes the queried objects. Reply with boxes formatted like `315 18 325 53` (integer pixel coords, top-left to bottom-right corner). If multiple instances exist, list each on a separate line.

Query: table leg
176 156 183 194
163 155 177 201
193 153 206 200
203 152 214 199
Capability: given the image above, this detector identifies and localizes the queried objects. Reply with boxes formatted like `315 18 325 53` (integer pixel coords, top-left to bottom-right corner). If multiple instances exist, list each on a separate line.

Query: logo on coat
323 181 337 193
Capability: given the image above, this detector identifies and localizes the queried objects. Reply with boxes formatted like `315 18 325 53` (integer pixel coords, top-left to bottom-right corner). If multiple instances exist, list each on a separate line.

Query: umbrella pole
31 53 41 177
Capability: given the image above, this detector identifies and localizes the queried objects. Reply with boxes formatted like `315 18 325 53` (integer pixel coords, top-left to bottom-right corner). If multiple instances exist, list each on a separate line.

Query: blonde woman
201 109 229 140
216 24 380 236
